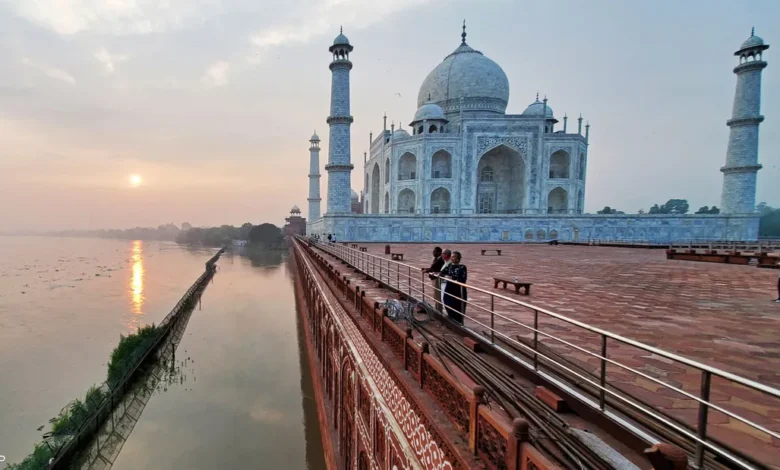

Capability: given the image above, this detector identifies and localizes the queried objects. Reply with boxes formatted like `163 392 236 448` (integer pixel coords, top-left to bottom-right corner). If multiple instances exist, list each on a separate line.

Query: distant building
181 222 193 231
284 205 307 236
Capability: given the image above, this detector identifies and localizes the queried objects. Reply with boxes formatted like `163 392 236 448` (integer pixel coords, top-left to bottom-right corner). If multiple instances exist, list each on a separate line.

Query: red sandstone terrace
307 240 780 469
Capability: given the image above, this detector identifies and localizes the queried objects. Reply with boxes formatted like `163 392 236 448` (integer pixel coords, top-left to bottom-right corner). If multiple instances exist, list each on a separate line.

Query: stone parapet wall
307 214 760 243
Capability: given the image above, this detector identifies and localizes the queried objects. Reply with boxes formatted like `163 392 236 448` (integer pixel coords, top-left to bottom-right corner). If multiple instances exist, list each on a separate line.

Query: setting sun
129 174 143 187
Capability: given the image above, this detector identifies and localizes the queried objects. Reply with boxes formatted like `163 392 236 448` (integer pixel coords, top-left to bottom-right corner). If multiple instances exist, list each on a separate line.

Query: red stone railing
297 239 561 470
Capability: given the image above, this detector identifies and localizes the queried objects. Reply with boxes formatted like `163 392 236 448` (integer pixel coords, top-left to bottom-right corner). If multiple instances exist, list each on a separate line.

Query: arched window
549 150 570 179
525 230 534 240
430 187 451 214
478 194 494 214
578 153 585 180
480 166 494 182
398 153 417 180
537 229 546 240
397 188 416 214
429 124 438 133
548 187 568 214
370 164 380 214
431 150 452 178
418 125 424 134
549 229 559 239
384 158 390 184
384 192 389 213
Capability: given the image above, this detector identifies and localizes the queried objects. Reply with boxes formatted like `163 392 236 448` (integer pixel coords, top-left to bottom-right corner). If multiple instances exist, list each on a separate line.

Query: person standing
424 247 444 310
440 251 467 325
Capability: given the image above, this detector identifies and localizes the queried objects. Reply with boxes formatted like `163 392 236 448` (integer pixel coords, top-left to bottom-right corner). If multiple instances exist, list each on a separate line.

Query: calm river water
0 237 325 469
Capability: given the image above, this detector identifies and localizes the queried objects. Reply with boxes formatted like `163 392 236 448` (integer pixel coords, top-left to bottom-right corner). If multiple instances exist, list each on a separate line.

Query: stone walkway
354 243 780 467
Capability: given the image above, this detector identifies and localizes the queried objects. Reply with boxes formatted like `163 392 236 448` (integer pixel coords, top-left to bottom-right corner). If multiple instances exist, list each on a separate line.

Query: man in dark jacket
423 247 444 310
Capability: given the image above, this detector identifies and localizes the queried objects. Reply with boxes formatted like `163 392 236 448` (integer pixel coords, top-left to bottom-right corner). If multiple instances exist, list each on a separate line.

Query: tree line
175 222 284 249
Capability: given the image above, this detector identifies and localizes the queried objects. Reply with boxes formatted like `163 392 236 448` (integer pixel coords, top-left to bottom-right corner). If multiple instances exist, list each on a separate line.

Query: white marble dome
333 32 350 46
291 205 301 213
417 42 509 115
522 99 554 118
392 128 410 139
351 190 359 201
740 34 765 50
310 131 320 141
412 102 446 122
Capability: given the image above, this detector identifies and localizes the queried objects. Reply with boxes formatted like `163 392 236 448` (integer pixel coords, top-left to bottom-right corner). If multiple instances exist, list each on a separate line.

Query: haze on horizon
0 0 778 232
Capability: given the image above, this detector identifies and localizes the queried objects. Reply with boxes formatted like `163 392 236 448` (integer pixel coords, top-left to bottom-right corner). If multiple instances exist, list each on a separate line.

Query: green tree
649 199 689 214
249 223 283 248
757 202 774 216
239 222 254 241
759 209 780 237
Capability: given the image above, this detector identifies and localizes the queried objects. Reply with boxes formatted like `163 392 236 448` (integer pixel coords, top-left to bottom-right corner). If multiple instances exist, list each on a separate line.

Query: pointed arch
398 152 417 181
385 158 390 184
371 163 380 214
548 187 568 214
384 191 389 214
549 150 570 179
577 188 584 214
430 187 451 214
398 188 416 214
431 149 452 178
476 144 525 213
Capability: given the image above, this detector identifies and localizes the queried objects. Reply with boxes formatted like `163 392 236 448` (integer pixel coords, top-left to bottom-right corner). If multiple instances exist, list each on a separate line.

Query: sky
0 0 778 231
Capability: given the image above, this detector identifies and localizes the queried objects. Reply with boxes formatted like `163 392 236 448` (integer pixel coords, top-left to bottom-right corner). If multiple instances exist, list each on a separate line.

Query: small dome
310 131 320 141
333 32 350 46
412 102 446 122
522 99 554 118
392 128 410 139
291 205 301 213
741 34 765 50
351 190 359 201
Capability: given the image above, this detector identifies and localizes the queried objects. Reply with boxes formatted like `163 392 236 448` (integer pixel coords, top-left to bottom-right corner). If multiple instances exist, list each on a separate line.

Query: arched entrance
398 153 417 181
430 187 451 214
398 189 416 214
548 187 568 214
476 144 525 213
549 150 570 179
371 163 380 214
431 150 452 178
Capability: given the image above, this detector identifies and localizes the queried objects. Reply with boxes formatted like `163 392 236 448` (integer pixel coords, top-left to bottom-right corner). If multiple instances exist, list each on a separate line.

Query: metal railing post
490 295 495 344
533 309 539 370
600 335 607 410
695 370 712 468
408 266 411 296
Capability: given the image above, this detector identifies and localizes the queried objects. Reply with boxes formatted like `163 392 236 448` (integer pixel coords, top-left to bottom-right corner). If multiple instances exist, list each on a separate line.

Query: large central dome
417 36 509 116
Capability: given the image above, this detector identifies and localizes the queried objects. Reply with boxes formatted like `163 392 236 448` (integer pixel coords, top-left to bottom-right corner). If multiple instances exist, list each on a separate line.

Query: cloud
94 47 127 74
5 0 221 35
21 58 76 84
250 0 433 50
201 61 231 88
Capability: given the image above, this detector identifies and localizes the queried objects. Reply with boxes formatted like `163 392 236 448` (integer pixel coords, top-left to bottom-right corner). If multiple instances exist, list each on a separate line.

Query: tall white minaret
721 29 769 214
325 28 354 214
307 131 322 221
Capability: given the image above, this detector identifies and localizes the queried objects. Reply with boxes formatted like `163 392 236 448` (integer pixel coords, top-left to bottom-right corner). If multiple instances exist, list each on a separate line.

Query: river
0 236 325 469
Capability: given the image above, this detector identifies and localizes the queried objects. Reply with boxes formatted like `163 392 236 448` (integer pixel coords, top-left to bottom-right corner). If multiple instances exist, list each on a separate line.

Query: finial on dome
427 92 432 101
340 25 343 34
751 26 755 37
461 20 467 44
535 92 539 101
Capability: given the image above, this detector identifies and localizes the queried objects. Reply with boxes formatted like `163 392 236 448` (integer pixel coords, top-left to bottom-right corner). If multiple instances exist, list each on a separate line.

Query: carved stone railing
294 238 563 470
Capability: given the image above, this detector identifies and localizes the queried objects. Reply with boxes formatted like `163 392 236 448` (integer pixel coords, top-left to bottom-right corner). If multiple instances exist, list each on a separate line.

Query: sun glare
129 174 143 187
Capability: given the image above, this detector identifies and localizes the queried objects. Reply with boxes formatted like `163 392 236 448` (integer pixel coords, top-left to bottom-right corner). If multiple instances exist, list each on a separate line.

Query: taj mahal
304 24 768 243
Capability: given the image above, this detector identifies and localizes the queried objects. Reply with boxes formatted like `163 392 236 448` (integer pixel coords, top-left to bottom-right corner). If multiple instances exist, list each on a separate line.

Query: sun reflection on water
127 240 145 330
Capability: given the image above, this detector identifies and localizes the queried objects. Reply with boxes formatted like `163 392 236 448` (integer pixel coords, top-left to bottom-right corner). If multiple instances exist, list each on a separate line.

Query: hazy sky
1 0 778 231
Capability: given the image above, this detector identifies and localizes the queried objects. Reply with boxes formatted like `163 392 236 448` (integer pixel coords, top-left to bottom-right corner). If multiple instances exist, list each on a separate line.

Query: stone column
308 132 322 220
325 30 355 215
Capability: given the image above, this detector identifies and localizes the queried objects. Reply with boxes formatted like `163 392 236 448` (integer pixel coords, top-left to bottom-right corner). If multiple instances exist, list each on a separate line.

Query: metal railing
304 237 780 469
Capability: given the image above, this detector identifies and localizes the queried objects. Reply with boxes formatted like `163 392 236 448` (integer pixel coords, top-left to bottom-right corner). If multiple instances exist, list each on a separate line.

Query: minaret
721 29 769 214
307 131 322 220
325 28 354 214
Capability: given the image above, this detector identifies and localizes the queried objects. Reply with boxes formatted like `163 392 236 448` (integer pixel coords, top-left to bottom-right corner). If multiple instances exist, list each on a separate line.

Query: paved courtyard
354 242 780 466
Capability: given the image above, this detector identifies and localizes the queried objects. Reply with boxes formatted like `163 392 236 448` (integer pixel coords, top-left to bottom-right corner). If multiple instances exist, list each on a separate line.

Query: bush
5 443 53 470
107 324 160 386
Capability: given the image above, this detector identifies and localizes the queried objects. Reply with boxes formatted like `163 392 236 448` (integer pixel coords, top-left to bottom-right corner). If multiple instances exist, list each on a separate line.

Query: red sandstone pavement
355 243 780 467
